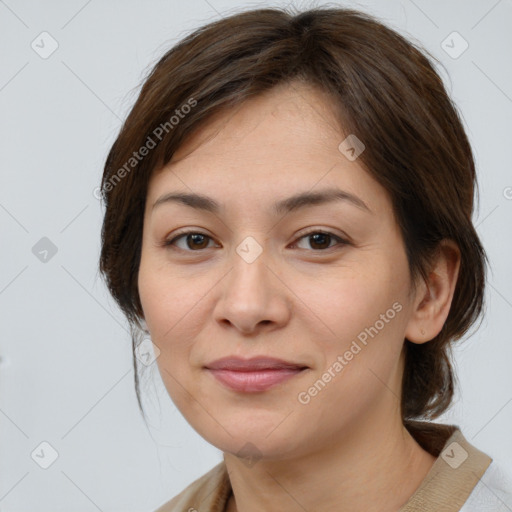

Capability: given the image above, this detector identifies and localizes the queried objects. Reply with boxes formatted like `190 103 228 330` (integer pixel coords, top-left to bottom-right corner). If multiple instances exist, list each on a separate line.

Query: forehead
169 81 340 162
146 82 392 218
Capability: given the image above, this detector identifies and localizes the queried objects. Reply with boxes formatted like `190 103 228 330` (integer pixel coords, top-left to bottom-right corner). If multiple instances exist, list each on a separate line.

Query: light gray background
1 0 511 510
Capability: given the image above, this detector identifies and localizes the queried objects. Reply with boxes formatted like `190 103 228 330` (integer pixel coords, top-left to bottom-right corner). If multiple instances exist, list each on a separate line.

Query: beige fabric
154 421 492 512
154 461 230 512
399 422 492 511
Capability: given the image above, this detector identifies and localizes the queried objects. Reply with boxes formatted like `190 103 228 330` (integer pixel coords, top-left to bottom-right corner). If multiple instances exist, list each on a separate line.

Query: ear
404 239 461 344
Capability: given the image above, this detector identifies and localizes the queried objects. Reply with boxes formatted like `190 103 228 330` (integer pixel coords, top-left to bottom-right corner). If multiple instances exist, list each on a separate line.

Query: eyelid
291 229 349 250
163 227 350 252
293 227 350 244
163 229 218 251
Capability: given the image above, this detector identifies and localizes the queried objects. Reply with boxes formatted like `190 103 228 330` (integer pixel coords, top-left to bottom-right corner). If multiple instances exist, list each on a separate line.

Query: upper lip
205 356 308 371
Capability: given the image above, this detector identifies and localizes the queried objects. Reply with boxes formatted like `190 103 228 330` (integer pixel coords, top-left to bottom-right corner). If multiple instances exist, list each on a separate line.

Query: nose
212 246 292 335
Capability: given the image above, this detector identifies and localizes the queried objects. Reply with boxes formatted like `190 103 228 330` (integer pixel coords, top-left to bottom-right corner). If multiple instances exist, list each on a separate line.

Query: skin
138 81 461 512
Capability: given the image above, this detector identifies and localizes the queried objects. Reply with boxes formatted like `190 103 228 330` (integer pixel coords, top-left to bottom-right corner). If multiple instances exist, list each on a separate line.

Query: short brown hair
98 6 488 427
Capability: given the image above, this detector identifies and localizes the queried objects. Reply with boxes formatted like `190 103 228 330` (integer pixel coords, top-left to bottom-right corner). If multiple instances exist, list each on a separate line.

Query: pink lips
205 357 308 392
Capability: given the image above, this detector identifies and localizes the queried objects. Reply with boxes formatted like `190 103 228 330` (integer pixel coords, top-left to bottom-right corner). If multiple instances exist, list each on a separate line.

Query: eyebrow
152 188 372 215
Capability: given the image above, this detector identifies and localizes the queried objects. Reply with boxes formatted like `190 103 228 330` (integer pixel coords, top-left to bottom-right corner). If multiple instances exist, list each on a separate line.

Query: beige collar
156 421 492 512
399 421 492 511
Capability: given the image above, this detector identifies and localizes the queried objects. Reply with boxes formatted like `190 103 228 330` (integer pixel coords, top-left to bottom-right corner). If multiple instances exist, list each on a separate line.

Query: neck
223 405 436 512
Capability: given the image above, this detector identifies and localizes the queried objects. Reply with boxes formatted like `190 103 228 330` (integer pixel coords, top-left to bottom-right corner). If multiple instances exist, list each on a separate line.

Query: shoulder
460 460 512 512
153 461 231 512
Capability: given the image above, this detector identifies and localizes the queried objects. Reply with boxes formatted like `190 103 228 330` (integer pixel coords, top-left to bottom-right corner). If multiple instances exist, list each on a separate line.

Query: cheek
138 255 202 338
301 267 400 341
296 309 405 433
137 260 213 403
303 269 407 388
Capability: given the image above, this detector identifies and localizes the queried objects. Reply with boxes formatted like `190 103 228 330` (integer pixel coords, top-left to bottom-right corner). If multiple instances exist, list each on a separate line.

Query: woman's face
138 82 420 460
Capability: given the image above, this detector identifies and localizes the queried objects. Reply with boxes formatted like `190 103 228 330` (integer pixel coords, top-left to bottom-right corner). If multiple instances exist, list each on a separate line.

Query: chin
197 419 306 462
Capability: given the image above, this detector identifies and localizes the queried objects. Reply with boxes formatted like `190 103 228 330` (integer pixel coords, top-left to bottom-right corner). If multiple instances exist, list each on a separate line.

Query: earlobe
404 239 461 344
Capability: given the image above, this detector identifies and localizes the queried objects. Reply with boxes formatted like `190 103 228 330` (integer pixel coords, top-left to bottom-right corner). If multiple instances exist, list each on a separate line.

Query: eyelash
163 229 349 253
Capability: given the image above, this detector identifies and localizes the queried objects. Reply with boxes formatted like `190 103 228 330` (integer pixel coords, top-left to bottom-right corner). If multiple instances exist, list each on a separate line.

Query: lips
204 356 308 392
205 356 308 371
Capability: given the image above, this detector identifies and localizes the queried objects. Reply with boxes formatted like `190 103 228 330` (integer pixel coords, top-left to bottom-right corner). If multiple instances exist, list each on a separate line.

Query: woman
98 6 512 512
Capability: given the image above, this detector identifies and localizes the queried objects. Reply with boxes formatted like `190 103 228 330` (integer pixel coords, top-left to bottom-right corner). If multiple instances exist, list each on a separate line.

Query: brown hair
98 6 488 427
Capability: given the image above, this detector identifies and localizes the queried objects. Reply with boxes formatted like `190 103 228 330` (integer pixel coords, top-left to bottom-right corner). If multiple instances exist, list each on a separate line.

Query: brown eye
292 230 348 251
164 232 215 251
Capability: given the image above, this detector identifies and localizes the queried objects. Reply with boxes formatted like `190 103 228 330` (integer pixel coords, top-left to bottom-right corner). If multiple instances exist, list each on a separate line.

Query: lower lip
206 368 306 392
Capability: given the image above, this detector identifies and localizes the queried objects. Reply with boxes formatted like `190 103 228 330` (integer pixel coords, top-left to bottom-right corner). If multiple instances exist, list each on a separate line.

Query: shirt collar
399 420 492 511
